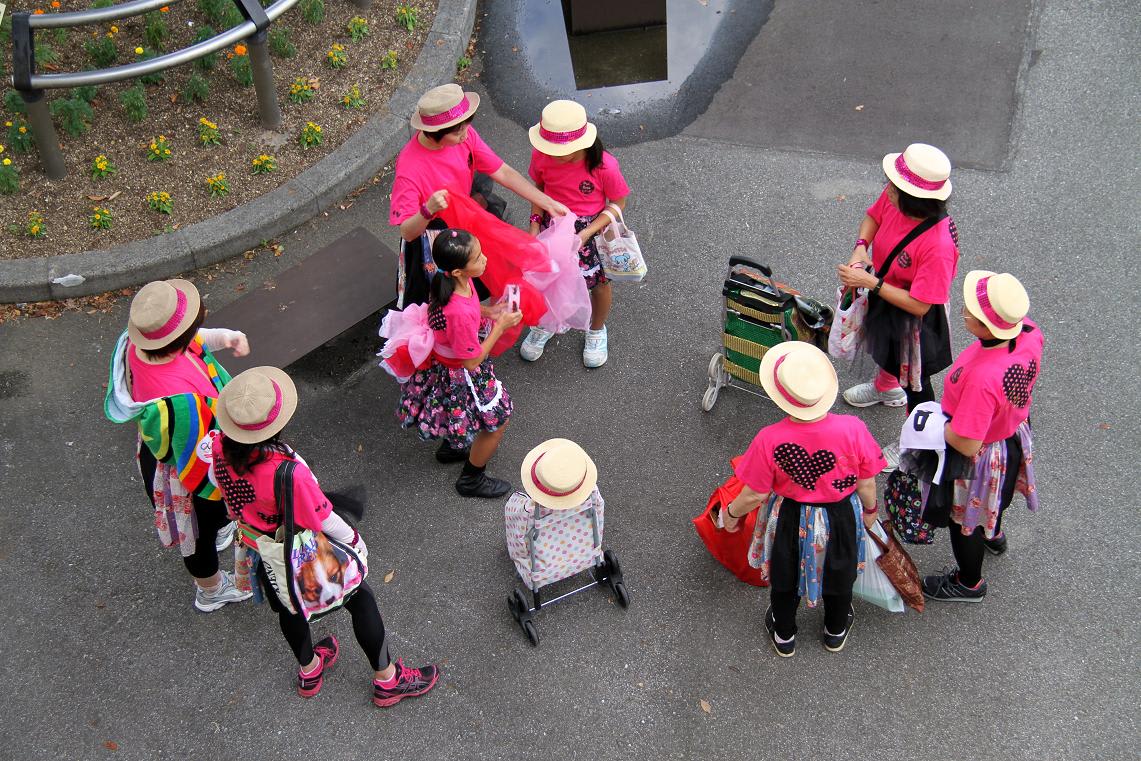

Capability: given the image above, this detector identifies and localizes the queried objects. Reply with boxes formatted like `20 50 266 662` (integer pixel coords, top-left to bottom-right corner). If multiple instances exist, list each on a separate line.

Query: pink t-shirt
941 320 1043 443
128 339 219 401
866 189 959 303
528 149 630 217
432 288 482 366
389 128 505 225
735 414 886 503
211 439 332 533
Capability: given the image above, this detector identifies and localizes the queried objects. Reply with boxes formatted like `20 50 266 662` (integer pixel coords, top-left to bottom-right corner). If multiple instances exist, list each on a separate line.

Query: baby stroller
702 256 833 411
504 488 629 646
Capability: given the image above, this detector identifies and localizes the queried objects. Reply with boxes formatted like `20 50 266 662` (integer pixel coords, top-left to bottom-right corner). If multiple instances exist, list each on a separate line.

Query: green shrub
182 72 210 104
74 85 99 104
300 0 325 25
120 84 148 123
197 0 229 27
4 90 27 116
91 0 115 8
193 27 219 71
395 4 418 31
139 51 166 86
85 35 118 68
230 54 253 86
6 118 34 153
35 43 59 66
0 160 18 195
347 16 370 42
269 27 297 58
221 4 244 29
457 56 472 73
51 27 70 46
144 11 170 51
50 96 94 138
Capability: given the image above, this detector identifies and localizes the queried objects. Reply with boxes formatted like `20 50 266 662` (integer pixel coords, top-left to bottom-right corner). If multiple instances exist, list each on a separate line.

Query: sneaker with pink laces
372 659 440 707
297 635 339 698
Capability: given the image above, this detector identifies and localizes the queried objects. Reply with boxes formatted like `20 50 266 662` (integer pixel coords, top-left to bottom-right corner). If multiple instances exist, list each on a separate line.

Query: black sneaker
764 606 795 658
822 606 855 653
373 659 440 707
983 532 1008 556
455 471 511 499
923 568 987 602
435 440 470 464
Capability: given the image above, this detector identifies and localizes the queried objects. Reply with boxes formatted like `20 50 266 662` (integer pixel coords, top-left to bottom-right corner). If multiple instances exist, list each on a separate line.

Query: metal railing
7 0 328 179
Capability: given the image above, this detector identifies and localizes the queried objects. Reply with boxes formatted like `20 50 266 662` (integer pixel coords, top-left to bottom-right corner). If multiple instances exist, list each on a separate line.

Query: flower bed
0 0 438 258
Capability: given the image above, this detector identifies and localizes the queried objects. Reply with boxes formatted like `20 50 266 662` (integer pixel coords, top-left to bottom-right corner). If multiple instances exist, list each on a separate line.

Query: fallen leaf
243 251 256 260
356 443 363 453
1098 423 1111 430
854 104 865 111
699 699 711 714
87 194 108 201
235 283 247 292
384 570 395 583
104 740 119 751
107 191 122 201
95 601 106 609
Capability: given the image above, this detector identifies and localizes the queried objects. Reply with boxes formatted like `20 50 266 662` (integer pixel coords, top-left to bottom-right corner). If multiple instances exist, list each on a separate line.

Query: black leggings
903 376 935 413
258 565 390 671
950 435 1023 587
137 442 228 579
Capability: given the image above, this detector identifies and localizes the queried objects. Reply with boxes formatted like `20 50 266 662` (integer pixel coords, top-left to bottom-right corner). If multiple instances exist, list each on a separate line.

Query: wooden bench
206 226 397 374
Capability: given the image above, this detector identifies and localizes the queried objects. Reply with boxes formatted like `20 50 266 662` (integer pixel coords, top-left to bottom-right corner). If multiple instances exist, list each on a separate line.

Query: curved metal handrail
28 0 178 29
14 0 299 89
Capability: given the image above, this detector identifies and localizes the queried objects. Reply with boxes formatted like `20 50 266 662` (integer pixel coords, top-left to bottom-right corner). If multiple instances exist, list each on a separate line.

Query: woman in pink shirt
390 84 568 308
923 271 1042 603
837 143 960 426
521 100 632 368
721 342 885 657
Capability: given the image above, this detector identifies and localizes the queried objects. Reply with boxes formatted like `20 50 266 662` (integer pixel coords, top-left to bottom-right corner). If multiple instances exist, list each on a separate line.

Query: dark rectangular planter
563 0 666 34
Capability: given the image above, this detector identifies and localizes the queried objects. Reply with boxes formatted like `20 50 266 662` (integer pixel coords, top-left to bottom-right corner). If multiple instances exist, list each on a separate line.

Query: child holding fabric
721 342 886 656
521 99 632 368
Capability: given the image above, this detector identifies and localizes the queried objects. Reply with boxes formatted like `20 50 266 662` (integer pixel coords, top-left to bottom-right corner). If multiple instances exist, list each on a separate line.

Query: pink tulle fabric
377 303 435 382
531 215 592 333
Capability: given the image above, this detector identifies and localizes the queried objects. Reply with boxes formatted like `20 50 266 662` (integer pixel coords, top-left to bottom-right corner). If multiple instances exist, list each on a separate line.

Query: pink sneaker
372 659 440 707
297 635 339 698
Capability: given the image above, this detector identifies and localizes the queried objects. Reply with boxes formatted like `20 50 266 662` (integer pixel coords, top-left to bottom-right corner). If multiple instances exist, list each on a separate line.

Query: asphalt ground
1 0 1139 758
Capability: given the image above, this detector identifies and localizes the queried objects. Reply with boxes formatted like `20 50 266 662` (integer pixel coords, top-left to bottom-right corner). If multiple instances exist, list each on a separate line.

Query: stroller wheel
707 354 725 383
603 550 622 581
522 619 540 647
702 385 719 412
511 588 531 620
614 581 631 608
507 594 519 621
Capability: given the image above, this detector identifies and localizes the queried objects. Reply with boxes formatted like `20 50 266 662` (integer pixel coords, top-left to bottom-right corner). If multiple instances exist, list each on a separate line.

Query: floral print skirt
396 359 512 448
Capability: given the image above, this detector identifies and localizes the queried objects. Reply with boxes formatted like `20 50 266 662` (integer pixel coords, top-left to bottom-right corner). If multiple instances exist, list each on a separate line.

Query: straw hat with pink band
882 143 953 201
128 279 203 351
963 270 1029 341
215 367 300 445
758 342 839 421
410 83 481 132
520 438 599 510
528 100 598 157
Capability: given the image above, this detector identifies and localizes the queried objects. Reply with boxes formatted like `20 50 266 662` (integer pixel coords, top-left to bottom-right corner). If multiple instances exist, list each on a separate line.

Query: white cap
898 401 950 484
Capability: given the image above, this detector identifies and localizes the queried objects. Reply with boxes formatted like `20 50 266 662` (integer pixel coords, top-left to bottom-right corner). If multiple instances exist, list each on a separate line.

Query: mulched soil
0 0 437 259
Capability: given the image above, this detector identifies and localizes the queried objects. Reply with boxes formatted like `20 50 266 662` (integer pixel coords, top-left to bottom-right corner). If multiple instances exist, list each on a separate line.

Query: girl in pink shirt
521 100 632 368
922 271 1042 604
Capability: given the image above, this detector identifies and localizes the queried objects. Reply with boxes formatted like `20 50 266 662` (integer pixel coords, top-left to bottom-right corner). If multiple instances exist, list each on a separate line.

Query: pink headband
419 97 471 127
539 123 588 145
772 355 813 409
894 154 947 192
529 452 587 498
140 289 189 341
234 380 284 431
974 276 1019 330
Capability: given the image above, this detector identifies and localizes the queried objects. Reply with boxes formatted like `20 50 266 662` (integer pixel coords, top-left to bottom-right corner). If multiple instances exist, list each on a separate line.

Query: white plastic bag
596 205 647 283
853 521 906 613
828 285 868 361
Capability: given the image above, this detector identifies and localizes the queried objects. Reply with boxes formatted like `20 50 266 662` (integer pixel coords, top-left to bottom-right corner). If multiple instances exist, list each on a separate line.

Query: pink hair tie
539 123 588 145
419 99 471 127
140 289 189 341
975 276 1018 329
894 154 947 192
772 355 813 409
529 452 587 498
234 380 284 431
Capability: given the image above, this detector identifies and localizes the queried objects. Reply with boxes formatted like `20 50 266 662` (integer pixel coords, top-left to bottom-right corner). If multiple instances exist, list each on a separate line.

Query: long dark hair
429 229 476 309
141 303 206 360
421 114 474 143
894 183 948 220
220 432 292 477
584 136 605 174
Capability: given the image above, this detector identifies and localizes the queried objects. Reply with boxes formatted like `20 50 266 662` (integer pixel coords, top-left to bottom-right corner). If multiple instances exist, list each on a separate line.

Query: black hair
220 432 292 477
428 229 476 310
420 114 475 143
894 185 948 220
142 303 206 360
584 136 605 174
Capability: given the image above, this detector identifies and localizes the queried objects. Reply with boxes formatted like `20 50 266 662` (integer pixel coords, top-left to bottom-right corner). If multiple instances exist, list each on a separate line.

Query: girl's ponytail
429 228 476 309
585 136 605 174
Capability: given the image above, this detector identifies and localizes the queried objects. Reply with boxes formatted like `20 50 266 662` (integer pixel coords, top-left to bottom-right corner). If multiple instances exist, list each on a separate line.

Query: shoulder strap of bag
875 213 947 279
273 459 303 613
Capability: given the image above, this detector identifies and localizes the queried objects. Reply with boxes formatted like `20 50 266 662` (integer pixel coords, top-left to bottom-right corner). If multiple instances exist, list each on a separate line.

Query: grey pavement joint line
0 0 478 304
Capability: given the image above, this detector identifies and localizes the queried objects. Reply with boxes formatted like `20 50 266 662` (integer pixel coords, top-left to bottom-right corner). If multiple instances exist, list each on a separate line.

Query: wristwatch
871 277 884 295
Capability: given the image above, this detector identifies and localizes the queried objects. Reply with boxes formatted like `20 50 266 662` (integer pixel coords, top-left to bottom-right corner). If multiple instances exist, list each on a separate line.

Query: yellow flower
18 127 26 134
0 145 4 153
3 121 10 127
110 25 118 33
2 158 10 166
135 47 144 55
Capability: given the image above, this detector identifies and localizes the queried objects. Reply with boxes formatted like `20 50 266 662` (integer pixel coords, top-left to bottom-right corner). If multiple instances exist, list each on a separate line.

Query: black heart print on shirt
215 466 257 511
1002 359 1038 407
774 443 837 491
831 474 858 491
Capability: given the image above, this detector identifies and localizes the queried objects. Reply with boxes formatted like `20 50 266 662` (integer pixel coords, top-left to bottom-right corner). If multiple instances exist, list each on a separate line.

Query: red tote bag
692 457 768 587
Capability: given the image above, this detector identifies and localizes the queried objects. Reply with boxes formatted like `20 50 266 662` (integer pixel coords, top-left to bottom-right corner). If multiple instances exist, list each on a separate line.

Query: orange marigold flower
50 1 61 7
159 5 169 10
33 9 45 14
234 44 247 56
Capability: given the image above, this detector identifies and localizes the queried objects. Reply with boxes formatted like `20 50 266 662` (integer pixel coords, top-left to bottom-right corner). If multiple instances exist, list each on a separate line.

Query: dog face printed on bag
297 534 344 608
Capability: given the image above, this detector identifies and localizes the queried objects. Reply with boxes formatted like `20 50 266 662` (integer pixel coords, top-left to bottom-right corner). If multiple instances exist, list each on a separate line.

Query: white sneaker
843 382 907 408
215 521 236 553
881 441 900 473
194 571 252 612
583 326 608 368
520 327 554 362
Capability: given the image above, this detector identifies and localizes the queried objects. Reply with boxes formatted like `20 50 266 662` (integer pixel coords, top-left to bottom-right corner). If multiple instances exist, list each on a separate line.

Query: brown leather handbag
868 520 925 612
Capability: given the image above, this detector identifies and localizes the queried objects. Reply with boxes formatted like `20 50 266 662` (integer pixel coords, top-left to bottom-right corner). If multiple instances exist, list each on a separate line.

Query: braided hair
428 229 476 329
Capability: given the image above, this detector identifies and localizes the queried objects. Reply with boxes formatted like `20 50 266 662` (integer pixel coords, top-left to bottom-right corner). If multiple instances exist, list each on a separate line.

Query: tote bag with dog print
258 461 367 620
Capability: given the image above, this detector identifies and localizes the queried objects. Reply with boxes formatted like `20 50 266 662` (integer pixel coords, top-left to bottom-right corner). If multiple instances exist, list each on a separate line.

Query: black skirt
768 496 859 596
864 293 953 379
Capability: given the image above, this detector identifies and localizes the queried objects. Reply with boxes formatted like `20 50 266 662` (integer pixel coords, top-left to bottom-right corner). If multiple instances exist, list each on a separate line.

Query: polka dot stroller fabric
504 488 605 591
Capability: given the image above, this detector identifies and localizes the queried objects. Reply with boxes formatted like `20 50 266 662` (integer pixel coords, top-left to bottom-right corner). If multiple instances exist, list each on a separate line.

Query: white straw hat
758 342 838 421
127 279 202 351
528 100 598 157
410 83 480 131
520 438 598 510
882 143 953 200
215 367 299 445
963 270 1029 340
